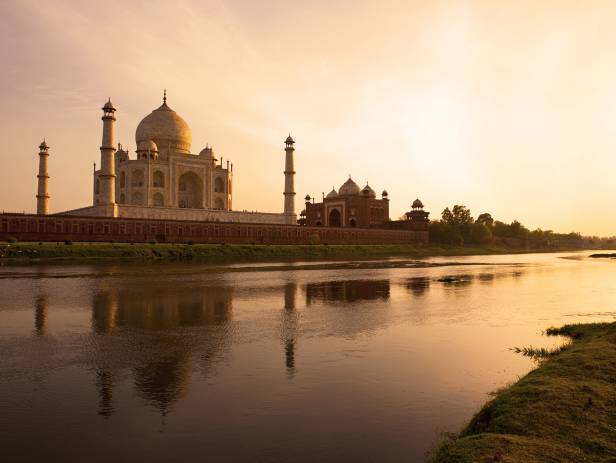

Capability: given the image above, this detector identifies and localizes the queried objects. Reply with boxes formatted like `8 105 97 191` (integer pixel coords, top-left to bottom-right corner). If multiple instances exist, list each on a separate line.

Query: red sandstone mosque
2 93 429 244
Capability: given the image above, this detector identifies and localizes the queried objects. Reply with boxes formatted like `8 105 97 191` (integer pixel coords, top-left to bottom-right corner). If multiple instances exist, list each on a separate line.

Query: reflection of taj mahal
49 92 296 225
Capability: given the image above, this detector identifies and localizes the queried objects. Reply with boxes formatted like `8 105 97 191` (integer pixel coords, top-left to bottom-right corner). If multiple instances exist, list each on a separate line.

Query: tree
470 222 493 245
476 213 494 227
442 205 473 226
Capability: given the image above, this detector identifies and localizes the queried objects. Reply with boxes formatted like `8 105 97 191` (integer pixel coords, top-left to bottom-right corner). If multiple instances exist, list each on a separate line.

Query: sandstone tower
36 140 50 215
283 134 296 224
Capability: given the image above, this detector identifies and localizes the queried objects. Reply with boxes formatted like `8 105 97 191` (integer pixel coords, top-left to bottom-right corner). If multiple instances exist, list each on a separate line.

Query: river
1 251 615 462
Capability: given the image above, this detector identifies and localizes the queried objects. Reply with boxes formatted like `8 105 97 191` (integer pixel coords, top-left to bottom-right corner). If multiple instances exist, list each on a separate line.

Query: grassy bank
0 241 569 263
432 322 616 462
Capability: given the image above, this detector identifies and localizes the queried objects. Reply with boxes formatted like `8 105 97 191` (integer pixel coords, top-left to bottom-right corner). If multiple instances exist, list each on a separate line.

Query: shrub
7 237 17 244
149 239 157 245
64 240 73 245
187 240 194 245
308 234 321 245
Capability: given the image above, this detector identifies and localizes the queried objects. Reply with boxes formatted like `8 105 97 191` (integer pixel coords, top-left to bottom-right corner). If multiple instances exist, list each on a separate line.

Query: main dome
135 101 192 154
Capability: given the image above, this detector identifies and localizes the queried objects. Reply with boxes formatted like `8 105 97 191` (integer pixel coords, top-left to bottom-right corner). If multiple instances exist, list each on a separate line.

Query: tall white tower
36 140 50 215
283 134 296 224
99 99 117 216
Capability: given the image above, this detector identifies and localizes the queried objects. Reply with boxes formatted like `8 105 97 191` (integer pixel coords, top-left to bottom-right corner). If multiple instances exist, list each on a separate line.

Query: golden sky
1 0 616 235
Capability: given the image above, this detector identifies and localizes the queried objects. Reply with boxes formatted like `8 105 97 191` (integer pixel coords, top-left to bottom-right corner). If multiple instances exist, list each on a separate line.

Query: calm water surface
1 252 615 462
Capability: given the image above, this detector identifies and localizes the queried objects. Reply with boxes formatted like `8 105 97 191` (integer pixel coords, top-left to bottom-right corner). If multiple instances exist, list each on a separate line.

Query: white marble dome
135 101 192 154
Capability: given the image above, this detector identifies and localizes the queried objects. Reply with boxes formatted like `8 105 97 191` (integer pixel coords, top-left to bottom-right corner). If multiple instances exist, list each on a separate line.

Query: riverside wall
0 213 428 245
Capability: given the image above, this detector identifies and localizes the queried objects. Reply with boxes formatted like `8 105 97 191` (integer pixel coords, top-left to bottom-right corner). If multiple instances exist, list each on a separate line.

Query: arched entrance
178 172 203 208
328 209 341 227
153 192 164 207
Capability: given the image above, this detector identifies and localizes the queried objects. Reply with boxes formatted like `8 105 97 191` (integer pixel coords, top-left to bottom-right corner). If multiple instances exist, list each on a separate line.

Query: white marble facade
63 93 297 225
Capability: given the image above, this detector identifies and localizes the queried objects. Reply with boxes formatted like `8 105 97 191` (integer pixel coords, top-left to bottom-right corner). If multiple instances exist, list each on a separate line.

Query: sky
1 0 616 235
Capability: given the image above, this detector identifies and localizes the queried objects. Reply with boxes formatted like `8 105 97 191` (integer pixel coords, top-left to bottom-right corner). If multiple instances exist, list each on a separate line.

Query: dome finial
163 88 167 104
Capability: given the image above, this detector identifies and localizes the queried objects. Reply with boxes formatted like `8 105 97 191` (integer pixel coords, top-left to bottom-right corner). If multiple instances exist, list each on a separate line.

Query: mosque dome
39 140 49 151
412 198 424 209
326 188 338 199
362 183 376 198
339 177 361 196
135 98 192 155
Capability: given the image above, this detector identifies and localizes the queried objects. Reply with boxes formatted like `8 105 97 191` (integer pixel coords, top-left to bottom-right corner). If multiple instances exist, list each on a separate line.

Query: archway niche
132 191 144 205
178 172 203 209
214 177 224 193
328 209 341 227
153 171 164 188
153 192 164 207
132 170 144 187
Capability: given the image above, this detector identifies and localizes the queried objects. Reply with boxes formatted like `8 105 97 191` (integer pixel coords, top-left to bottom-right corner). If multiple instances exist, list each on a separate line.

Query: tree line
429 205 616 249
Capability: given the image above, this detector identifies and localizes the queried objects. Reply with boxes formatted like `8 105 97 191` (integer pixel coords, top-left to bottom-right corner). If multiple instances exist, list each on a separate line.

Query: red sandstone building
300 177 429 237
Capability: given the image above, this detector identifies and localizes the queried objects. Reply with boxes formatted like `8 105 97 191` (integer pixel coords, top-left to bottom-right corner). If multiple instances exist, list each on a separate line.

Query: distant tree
442 205 473 226
470 222 493 245
429 221 464 246
441 207 454 224
476 213 494 227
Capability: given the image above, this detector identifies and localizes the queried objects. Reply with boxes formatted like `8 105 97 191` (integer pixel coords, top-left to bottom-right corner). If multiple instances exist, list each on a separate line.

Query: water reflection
34 295 48 336
437 269 524 287
282 282 299 377
88 285 234 416
406 277 431 296
20 269 522 446
305 280 390 304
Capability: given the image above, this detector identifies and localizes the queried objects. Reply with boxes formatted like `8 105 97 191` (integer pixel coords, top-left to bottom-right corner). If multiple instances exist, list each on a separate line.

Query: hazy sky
1 0 616 235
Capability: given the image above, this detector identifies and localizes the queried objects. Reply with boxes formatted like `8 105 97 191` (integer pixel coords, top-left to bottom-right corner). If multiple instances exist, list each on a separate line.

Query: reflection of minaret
34 295 48 336
282 283 298 377
97 369 114 417
92 290 117 334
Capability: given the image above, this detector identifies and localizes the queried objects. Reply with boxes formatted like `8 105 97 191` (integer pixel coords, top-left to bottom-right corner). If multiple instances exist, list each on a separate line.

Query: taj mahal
20 91 431 245
37 92 298 225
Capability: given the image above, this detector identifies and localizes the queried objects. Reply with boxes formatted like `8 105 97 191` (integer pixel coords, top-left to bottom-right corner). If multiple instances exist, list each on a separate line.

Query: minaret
99 99 117 216
283 134 296 223
36 140 50 215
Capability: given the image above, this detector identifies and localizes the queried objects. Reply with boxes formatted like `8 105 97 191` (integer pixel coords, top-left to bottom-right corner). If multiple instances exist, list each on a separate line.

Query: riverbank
0 241 578 263
431 322 616 462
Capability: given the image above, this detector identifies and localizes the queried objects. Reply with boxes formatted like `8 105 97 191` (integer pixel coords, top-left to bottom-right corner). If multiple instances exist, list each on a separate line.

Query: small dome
382 190 388 197
339 177 361 196
362 183 376 198
412 198 424 209
326 188 338 199
304 194 311 201
136 99 192 155
137 139 158 152
199 145 215 160
285 134 295 144
39 140 49 150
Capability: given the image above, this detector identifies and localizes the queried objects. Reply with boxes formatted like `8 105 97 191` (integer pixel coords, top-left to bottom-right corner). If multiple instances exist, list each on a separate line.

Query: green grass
431 322 616 463
0 241 573 264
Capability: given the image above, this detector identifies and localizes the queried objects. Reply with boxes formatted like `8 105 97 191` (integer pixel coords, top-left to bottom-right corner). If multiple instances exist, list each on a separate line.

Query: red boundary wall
0 213 428 245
